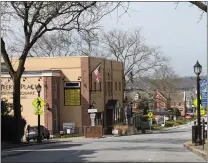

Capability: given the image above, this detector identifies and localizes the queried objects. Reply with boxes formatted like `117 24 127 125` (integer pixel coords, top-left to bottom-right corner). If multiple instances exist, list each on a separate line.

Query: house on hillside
169 92 186 116
153 89 187 117
154 89 168 109
124 89 154 113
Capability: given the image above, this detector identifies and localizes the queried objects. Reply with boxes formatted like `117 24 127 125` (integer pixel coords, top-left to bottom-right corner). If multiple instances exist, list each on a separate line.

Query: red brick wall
81 57 90 129
43 76 53 134
43 75 61 135
51 76 61 133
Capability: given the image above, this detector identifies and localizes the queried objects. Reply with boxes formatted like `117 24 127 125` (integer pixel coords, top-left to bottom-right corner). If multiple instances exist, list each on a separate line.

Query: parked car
25 125 50 142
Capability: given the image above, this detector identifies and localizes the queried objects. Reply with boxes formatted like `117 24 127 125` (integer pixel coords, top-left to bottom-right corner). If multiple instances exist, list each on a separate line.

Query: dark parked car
25 125 50 142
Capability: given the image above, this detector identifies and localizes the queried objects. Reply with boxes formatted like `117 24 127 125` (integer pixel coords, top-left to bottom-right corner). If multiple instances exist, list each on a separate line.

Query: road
2 124 206 162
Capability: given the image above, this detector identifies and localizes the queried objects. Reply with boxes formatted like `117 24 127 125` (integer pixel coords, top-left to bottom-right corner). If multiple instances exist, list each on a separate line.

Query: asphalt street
1 123 206 162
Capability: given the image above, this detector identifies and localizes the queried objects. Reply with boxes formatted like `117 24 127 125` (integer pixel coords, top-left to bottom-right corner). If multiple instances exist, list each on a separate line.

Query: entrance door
106 109 113 134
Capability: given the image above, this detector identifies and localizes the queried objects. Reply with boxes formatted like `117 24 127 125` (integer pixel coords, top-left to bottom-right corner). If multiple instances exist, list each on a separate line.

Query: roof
170 92 185 102
1 70 61 77
2 56 123 64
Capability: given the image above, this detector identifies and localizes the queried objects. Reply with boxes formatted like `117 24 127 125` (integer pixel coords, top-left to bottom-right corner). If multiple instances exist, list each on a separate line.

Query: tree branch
1 38 15 76
189 1 207 12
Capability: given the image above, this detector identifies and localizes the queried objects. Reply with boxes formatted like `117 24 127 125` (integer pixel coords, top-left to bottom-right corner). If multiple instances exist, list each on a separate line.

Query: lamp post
36 84 42 143
194 60 202 145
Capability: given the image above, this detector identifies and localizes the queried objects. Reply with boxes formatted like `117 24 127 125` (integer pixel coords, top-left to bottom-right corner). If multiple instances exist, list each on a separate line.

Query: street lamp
36 84 42 143
194 60 202 145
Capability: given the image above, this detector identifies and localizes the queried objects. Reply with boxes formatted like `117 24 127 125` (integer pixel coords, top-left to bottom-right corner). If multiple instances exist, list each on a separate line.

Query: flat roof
1 56 123 63
1 70 61 77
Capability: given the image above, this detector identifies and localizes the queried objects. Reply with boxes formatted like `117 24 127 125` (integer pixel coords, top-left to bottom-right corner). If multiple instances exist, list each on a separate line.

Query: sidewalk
184 141 208 160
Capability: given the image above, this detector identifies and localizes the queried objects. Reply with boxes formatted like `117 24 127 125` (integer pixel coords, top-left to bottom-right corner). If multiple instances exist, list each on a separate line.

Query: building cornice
1 70 61 77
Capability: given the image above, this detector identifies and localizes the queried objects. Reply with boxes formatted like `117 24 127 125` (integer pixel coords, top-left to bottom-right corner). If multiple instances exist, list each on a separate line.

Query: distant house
153 89 187 117
153 89 168 109
169 91 186 116
124 89 154 113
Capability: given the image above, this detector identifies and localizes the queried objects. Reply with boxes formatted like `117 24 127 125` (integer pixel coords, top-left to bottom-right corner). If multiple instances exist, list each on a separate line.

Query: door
106 109 113 134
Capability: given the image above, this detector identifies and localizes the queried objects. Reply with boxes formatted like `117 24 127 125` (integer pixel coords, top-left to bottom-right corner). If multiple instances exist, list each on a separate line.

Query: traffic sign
193 97 203 109
195 109 206 116
148 117 152 120
147 112 153 118
32 97 45 115
34 109 43 115
32 97 45 109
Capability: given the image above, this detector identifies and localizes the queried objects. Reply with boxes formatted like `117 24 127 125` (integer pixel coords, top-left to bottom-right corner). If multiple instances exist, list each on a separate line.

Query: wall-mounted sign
1 84 38 99
64 88 81 106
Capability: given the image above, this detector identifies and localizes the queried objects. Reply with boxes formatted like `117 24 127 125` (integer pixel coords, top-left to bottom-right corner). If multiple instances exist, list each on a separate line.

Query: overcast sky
99 2 207 77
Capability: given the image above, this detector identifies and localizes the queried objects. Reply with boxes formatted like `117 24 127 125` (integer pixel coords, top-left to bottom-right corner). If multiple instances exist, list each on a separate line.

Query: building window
110 82 113 95
99 82 102 91
105 82 107 95
53 81 58 99
115 82 117 91
94 82 96 91
179 103 181 106
108 82 111 96
119 82 121 91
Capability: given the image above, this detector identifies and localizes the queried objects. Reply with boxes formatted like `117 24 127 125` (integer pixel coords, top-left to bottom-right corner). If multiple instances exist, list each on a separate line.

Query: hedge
2 115 26 143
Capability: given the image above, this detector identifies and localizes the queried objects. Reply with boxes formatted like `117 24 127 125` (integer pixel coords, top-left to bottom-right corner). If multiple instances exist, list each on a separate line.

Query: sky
99 2 207 77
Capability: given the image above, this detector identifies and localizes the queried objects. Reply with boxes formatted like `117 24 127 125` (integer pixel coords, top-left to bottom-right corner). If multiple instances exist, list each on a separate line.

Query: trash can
192 125 197 144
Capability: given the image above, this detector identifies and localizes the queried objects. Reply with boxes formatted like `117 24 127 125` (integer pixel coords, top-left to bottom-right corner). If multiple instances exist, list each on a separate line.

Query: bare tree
147 65 179 108
28 32 76 57
1 1 125 143
101 29 168 86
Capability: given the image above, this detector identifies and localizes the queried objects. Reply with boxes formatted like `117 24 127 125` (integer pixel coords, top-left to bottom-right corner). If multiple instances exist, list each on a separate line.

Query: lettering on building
1 84 38 99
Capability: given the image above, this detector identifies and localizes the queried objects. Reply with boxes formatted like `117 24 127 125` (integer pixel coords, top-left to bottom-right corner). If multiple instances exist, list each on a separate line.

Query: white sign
63 122 75 129
66 129 71 134
90 113 96 119
88 108 97 113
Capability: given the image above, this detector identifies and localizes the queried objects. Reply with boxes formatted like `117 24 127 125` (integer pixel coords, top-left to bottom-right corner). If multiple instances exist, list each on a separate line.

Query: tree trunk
13 75 22 144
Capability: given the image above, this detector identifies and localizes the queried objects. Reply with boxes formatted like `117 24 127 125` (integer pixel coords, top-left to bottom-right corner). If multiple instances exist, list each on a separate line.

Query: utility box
192 125 197 144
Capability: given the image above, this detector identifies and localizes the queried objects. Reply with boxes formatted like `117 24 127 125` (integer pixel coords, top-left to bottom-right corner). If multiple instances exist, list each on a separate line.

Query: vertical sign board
64 82 81 106
200 79 207 108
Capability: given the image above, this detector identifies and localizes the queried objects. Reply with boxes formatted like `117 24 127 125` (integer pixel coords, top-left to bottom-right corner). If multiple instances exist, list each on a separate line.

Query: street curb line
1 140 72 158
183 142 207 160
152 123 191 134
2 140 70 151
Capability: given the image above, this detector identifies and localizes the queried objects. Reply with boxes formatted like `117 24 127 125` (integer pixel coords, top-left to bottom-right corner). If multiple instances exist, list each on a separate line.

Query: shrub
113 124 128 135
54 133 83 138
165 120 174 127
2 115 26 143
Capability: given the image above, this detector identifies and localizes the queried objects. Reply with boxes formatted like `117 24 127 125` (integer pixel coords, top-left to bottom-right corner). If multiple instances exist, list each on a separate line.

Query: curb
2 136 86 151
184 142 207 160
2 139 74 151
1 140 73 158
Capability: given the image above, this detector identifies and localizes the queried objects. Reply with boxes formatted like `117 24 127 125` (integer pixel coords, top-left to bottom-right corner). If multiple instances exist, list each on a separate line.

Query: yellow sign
148 117 152 120
193 97 203 109
64 88 81 106
34 109 43 115
195 109 206 116
32 97 45 109
147 112 153 118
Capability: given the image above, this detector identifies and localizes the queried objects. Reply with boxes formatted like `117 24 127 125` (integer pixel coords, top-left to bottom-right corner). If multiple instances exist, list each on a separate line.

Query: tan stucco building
1 56 124 135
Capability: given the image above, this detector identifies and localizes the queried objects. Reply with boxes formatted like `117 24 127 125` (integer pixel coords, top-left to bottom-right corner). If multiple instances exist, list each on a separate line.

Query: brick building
1 56 124 135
